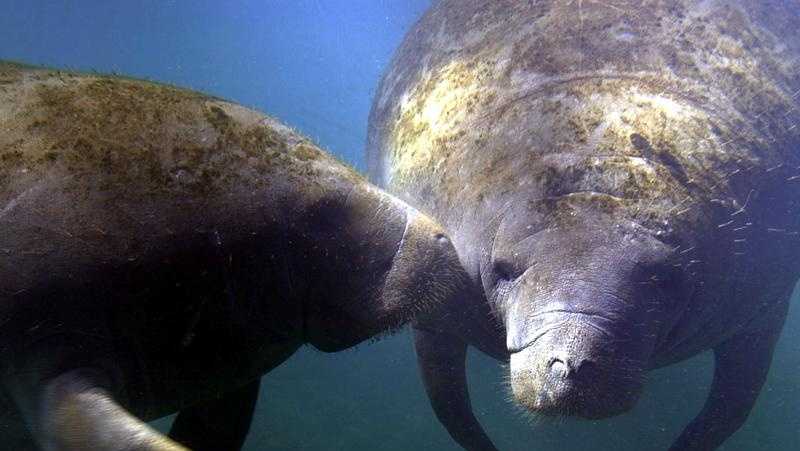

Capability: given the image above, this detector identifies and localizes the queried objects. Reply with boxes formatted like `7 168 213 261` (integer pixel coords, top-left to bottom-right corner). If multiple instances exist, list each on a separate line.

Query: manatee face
302 184 465 352
483 200 682 418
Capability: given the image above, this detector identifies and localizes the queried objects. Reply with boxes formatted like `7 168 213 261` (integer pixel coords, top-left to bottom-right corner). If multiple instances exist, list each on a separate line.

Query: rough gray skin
0 63 469 451
367 1 800 450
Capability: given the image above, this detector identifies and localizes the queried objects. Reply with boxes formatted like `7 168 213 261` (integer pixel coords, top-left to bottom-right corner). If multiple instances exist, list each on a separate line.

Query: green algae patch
0 65 371 216
0 68 360 202
201 103 287 158
373 0 800 235
0 63 24 85
28 77 205 194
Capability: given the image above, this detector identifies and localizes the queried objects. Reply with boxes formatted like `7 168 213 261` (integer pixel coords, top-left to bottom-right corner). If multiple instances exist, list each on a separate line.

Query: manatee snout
306 185 467 352
509 317 645 419
380 206 465 320
498 222 674 419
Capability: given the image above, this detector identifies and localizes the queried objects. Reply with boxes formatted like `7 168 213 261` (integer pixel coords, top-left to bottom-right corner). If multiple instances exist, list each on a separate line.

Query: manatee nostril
547 355 594 379
548 356 571 378
434 233 449 245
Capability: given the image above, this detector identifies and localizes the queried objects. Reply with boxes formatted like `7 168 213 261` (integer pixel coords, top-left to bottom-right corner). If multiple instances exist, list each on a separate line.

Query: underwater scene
1 1 799 450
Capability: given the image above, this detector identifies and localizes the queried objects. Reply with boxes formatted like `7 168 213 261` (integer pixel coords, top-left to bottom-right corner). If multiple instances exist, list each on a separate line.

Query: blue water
1 1 798 450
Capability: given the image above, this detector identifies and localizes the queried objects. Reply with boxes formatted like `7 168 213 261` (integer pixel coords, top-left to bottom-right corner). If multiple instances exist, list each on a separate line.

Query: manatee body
0 62 467 451
367 1 800 450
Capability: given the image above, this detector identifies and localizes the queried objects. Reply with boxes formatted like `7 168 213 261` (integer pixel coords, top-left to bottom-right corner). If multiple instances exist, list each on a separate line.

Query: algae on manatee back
0 63 360 202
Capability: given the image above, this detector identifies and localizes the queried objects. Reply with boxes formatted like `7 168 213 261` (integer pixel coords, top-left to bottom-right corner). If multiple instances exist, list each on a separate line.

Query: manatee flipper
413 326 498 451
169 378 261 451
34 369 187 451
669 302 789 451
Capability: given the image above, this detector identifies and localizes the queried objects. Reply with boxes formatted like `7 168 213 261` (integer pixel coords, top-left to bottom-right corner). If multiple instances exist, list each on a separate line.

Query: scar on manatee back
629 132 689 185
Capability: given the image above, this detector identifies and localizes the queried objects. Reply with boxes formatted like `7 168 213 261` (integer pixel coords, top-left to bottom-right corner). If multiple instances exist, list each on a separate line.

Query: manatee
0 62 468 451
367 1 800 450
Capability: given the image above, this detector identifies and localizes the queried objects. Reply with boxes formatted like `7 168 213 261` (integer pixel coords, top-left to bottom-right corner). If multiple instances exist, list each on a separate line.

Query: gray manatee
0 62 468 451
367 1 800 450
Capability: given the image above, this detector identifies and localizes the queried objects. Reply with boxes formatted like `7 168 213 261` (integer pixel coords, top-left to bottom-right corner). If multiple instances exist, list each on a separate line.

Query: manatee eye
493 259 517 283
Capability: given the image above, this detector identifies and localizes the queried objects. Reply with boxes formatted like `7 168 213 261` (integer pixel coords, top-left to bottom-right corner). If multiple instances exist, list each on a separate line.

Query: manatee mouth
508 316 644 419
507 310 616 354
305 292 419 353
509 346 642 419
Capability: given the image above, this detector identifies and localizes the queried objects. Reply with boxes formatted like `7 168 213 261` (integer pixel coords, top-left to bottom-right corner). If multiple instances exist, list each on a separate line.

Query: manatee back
367 0 800 234
0 63 363 298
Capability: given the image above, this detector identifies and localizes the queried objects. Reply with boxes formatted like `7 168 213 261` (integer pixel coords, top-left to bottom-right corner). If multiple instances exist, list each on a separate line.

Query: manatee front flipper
413 326 499 451
32 368 187 450
169 378 261 451
669 303 789 451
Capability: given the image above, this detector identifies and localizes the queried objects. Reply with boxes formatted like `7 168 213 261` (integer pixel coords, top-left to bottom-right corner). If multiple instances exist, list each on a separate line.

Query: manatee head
482 194 683 419
300 181 467 352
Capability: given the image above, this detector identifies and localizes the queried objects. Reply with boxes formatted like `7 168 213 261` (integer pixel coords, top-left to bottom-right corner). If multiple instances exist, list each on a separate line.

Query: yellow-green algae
371 1 799 235
0 63 362 200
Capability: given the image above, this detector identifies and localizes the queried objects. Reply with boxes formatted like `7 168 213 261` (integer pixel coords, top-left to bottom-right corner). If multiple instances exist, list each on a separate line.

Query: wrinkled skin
0 63 468 450
367 1 800 450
